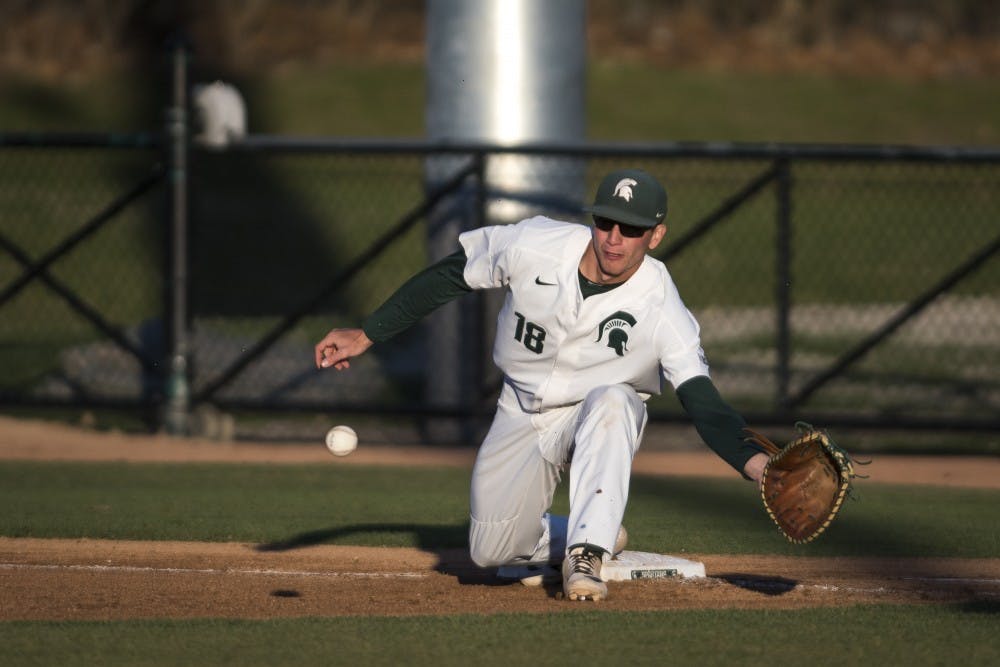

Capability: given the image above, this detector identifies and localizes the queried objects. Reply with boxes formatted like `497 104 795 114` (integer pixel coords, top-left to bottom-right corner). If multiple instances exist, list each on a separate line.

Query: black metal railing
2 134 997 435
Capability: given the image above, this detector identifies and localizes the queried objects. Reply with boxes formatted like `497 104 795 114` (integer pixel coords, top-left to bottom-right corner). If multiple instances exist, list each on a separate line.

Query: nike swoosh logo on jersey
534 276 557 286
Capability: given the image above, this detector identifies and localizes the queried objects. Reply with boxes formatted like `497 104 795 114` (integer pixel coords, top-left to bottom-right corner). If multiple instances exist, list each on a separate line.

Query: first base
601 551 706 581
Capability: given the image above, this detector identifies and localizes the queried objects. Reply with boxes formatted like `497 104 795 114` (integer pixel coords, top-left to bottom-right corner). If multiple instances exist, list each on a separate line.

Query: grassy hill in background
2 61 998 146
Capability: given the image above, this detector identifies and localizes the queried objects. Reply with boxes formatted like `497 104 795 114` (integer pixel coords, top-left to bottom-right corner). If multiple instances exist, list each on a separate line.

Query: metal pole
775 159 792 407
473 152 497 406
164 36 190 435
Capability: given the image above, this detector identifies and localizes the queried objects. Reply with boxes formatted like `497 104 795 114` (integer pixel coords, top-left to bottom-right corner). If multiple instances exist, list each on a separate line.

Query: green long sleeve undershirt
361 248 763 474
675 375 765 475
362 250 472 343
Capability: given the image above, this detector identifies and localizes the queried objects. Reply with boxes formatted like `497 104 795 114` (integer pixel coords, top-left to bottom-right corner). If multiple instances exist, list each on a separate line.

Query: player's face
589 217 666 283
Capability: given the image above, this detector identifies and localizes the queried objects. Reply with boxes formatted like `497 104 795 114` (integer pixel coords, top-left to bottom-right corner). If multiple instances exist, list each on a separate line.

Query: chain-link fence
0 142 165 410
1 136 998 438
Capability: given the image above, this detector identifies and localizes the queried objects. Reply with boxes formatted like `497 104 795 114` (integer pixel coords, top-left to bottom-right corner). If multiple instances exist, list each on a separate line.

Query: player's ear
647 223 666 250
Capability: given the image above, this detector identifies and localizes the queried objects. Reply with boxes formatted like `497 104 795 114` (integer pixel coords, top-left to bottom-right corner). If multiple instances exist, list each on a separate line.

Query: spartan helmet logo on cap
584 168 668 229
596 310 638 357
613 178 638 202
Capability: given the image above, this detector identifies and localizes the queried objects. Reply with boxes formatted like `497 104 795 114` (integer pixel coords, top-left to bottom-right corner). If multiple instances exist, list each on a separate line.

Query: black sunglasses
593 217 648 238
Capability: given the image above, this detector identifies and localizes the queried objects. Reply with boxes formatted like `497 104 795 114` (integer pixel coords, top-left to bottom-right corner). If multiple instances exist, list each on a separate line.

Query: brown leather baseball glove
744 422 864 544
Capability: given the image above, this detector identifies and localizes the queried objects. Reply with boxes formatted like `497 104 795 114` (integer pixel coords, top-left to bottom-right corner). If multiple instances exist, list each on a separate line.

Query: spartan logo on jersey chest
596 311 637 357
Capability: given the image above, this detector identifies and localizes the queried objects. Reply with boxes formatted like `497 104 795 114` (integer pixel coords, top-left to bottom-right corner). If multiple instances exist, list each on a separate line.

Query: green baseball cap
583 168 668 229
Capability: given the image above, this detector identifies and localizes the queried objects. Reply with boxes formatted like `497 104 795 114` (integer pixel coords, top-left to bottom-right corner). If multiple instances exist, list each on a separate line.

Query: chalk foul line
0 562 427 579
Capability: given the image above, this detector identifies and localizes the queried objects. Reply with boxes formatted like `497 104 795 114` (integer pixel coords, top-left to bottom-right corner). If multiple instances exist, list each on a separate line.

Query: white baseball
325 425 358 457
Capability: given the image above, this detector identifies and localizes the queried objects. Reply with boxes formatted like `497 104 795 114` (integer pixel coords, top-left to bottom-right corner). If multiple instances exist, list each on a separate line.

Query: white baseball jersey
459 216 709 413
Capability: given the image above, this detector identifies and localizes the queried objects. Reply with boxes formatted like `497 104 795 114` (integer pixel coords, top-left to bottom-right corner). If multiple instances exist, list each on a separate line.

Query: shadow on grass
254 522 504 585
255 522 465 552
960 599 1000 615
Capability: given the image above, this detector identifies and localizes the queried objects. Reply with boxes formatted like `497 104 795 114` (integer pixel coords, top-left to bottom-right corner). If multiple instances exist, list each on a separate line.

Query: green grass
3 604 999 667
588 64 1000 145
0 462 469 546
2 462 998 558
6 62 997 144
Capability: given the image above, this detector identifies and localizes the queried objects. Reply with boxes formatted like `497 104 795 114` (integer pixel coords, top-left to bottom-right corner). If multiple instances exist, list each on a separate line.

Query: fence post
163 35 191 435
775 158 792 408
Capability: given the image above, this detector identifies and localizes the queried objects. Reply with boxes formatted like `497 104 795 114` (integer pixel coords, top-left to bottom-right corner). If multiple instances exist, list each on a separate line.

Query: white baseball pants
468 381 647 567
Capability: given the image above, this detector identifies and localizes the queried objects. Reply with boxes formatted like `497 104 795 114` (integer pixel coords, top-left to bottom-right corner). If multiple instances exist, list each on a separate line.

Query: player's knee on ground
468 518 539 568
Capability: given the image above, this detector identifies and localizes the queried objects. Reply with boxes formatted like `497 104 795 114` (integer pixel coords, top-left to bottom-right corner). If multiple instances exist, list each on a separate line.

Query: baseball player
315 168 770 601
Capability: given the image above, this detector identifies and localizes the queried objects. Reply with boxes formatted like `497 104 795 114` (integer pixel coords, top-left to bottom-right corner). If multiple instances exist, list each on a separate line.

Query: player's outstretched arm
314 250 472 371
674 375 769 481
315 328 373 370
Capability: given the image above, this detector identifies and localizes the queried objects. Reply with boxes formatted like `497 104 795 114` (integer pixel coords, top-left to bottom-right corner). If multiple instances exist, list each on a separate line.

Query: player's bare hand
743 451 769 486
314 328 373 370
